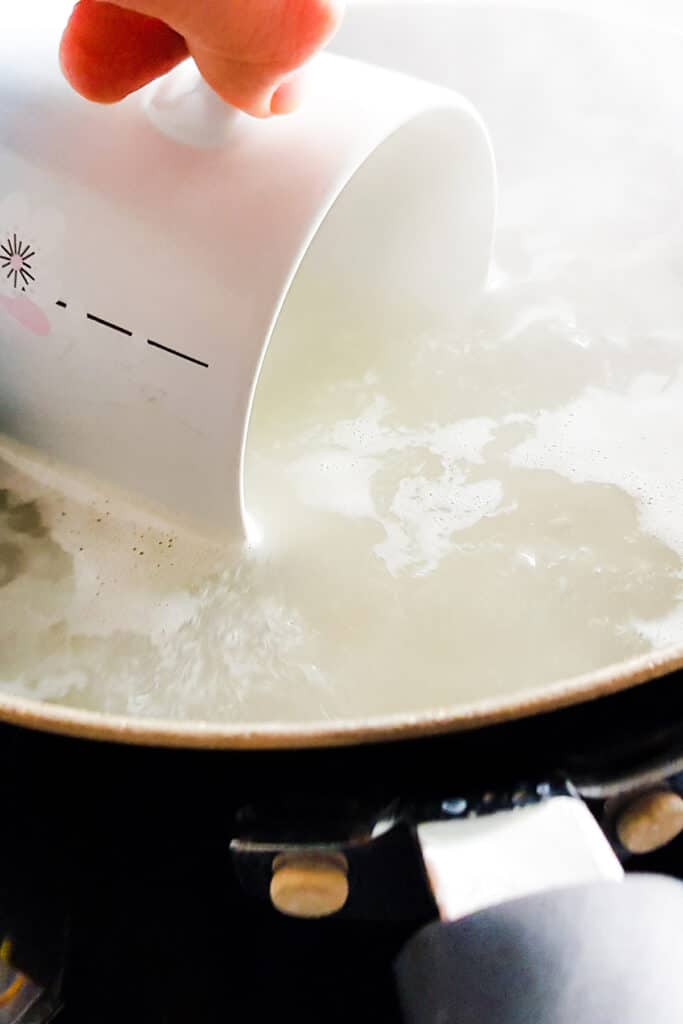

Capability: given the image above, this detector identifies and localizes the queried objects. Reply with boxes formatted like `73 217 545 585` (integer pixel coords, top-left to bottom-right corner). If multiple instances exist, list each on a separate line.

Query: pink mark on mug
0 294 51 336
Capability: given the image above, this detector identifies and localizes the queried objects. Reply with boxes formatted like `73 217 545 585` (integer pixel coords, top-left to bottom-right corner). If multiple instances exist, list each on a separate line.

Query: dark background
0 668 682 1023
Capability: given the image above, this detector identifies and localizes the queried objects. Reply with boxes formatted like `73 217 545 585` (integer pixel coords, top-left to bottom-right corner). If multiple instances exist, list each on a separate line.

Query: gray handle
395 876 683 1024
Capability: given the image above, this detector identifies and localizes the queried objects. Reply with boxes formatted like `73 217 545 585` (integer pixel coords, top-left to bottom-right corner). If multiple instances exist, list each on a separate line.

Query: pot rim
1 641 682 750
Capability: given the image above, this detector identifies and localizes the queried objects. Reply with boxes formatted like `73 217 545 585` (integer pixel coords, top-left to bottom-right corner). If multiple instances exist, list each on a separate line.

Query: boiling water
3 13 683 727
2 235 683 724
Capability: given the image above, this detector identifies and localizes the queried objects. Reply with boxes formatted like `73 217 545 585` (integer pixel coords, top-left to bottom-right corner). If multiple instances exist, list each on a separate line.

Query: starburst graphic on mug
0 234 35 291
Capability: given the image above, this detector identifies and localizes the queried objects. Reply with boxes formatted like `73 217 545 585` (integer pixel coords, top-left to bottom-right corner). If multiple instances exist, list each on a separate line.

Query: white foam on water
283 406 504 575
510 371 683 646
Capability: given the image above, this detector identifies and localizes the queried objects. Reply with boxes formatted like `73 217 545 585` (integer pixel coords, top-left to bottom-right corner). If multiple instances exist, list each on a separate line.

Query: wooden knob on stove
616 789 683 854
270 852 349 919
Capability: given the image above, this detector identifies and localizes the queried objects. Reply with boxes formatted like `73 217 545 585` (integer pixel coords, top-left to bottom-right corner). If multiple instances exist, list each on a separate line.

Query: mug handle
142 63 242 148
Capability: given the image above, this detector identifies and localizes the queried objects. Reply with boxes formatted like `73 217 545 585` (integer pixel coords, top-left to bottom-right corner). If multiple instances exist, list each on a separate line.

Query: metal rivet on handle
616 789 683 854
441 798 468 817
270 852 349 919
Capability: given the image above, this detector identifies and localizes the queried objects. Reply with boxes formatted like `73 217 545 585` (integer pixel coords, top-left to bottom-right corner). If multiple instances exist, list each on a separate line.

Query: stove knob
270 852 349 919
616 789 683 854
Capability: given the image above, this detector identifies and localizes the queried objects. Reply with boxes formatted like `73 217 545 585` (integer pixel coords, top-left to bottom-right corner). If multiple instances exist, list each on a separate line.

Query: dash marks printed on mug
52 300 209 368
86 312 133 337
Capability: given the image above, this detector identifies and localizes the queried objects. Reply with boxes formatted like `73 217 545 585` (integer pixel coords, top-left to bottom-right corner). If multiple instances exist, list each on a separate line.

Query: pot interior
2 3 683 746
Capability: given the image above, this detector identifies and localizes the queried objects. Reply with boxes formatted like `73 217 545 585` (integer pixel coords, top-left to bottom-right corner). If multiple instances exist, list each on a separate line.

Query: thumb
60 1 189 104
61 0 343 116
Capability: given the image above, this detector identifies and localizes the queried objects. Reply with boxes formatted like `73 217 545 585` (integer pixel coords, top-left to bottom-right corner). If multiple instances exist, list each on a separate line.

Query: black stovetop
0 668 682 1024
54 806 683 1023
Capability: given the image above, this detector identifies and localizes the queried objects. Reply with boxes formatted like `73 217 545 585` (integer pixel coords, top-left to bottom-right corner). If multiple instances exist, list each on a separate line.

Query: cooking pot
2 2 683 1021
4 4 683 748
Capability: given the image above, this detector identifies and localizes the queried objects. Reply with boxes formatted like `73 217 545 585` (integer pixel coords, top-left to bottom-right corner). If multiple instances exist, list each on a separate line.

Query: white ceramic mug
0 8 496 541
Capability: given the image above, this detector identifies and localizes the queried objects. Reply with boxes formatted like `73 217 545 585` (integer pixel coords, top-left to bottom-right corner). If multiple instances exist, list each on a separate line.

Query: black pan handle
395 875 683 1024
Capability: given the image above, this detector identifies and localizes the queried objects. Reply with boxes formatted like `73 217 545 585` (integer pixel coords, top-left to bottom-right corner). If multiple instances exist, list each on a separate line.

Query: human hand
60 0 343 117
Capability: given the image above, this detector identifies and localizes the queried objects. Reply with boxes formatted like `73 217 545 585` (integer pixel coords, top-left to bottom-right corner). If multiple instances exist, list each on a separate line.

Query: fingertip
60 0 188 104
319 0 346 44
270 74 305 116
